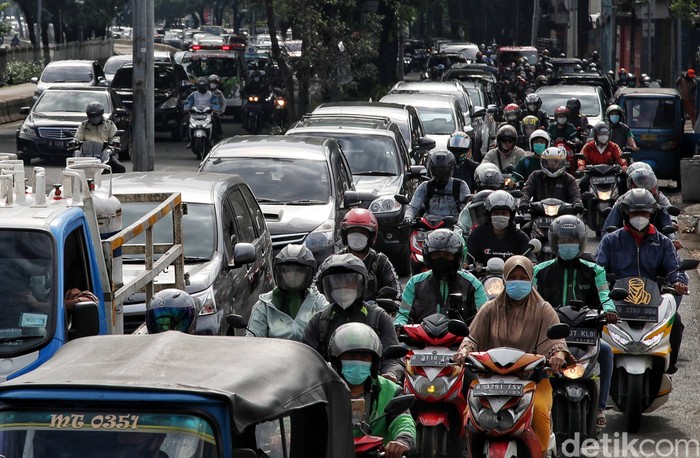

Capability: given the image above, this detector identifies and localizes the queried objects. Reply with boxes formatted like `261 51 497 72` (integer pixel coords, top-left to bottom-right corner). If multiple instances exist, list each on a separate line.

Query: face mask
209 83 217 90
198 87 207 94
89 115 102 125
558 243 580 261
281 271 307 290
556 117 567 125
331 288 358 309
629 216 650 231
532 143 547 155
341 360 372 385
347 233 369 251
491 215 510 231
609 114 620 124
597 135 609 144
527 104 538 112
430 257 455 276
253 77 260 83
505 280 532 300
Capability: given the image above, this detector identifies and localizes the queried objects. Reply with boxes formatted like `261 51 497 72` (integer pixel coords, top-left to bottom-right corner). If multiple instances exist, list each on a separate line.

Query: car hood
24 112 85 127
352 175 402 198
261 201 333 235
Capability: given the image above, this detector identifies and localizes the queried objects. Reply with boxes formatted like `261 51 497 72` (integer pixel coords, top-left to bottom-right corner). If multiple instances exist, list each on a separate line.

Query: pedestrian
675 69 697 127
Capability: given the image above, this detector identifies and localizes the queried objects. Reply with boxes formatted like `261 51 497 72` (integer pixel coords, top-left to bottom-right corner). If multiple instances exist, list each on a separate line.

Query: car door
218 193 249 325
239 183 274 290
393 127 419 199
329 145 354 252
407 107 425 150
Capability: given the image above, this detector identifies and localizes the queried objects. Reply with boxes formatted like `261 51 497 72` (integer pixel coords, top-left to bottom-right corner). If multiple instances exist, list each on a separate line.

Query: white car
535 84 607 127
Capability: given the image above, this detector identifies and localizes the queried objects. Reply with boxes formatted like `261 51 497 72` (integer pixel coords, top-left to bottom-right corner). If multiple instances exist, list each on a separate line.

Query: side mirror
344 190 361 207
19 107 30 115
409 165 427 178
376 298 399 315
114 108 128 117
546 323 570 340
377 286 398 299
383 394 415 417
68 301 101 340
487 104 499 114
526 238 542 255
446 319 469 337
609 287 629 301
678 259 700 271
417 136 436 150
661 225 676 235
473 107 486 118
394 194 410 206
666 205 681 217
226 313 248 330
383 344 409 360
232 242 257 267
30 76 38 84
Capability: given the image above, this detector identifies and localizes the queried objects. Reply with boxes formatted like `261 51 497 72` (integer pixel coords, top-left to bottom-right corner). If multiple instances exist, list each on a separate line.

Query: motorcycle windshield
81 141 104 159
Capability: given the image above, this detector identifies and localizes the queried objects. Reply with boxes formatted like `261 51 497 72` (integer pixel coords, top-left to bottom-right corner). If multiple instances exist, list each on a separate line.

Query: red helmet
341 208 378 245
554 105 570 117
504 103 521 122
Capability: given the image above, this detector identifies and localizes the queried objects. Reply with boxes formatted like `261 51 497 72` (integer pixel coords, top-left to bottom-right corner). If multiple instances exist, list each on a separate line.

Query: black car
16 86 132 164
110 63 190 140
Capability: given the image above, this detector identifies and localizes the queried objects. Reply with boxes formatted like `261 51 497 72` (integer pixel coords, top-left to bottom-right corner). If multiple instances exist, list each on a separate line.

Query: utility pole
132 0 155 171
531 0 540 46
35 0 41 64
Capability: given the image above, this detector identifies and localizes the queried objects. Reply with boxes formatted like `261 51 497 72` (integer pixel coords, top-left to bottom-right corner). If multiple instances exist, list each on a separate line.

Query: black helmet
618 188 659 216
427 150 455 186
549 215 587 261
467 190 494 228
496 124 517 150
328 322 382 379
273 244 317 292
317 253 367 309
606 104 623 122
566 97 581 115
525 93 542 112
484 190 516 214
592 121 610 144
196 76 208 93
145 288 200 334
474 162 504 191
86 101 104 125
627 168 658 195
422 228 463 274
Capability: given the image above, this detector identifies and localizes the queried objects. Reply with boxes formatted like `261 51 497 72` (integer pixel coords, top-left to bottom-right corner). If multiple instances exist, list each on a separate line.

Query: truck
0 156 186 381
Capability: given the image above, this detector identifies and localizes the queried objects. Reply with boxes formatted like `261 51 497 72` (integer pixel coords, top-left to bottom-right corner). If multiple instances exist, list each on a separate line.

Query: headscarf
460 256 568 358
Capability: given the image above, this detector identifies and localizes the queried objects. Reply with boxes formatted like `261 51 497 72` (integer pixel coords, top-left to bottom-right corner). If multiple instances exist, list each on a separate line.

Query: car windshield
201 157 330 204
41 65 94 83
0 230 54 355
182 55 240 78
0 410 218 457
331 135 400 175
465 88 483 106
119 202 215 261
538 93 601 117
34 91 110 113
111 68 177 90
104 58 131 74
625 98 677 129
414 106 457 135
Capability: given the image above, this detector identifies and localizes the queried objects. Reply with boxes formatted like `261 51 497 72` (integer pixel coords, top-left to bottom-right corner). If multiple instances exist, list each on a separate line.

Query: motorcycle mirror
409 165 427 177
486 257 504 273
394 194 410 206
383 345 409 360
376 298 399 315
525 238 542 255
446 319 469 337
605 225 618 233
382 395 415 417
377 286 398 299
546 323 570 340
608 288 629 301
661 225 676 235
678 259 700 271
666 205 681 217
442 216 458 227
509 190 523 199
417 137 436 150
226 314 248 329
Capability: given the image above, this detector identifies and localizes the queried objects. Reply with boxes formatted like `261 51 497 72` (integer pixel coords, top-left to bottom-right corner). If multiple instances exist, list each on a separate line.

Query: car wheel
20 155 32 165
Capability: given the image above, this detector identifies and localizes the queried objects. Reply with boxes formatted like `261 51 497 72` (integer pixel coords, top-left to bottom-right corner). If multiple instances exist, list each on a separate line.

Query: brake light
222 45 230 51
191 45 201 50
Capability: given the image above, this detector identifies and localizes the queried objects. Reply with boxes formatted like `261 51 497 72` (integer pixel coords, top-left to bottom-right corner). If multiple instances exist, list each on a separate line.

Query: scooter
521 198 577 262
580 163 624 237
188 106 213 160
354 394 415 458
463 323 570 458
398 311 470 458
269 87 288 129
68 138 126 174
602 260 699 433
405 215 457 275
243 94 265 134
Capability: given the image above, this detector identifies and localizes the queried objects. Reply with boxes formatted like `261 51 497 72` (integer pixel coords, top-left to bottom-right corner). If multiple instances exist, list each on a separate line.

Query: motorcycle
602 259 699 433
243 93 265 134
397 310 470 458
268 87 288 130
188 106 213 160
521 198 577 262
405 215 457 275
580 163 624 237
354 394 415 458
68 137 126 174
463 323 570 458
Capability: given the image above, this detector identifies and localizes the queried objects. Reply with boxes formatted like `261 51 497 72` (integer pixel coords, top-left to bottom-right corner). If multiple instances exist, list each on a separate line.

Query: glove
518 203 529 213
400 217 411 228
574 204 585 215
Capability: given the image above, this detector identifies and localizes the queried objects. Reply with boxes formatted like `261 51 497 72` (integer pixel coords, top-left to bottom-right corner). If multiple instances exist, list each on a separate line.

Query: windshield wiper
286 199 327 205
0 333 45 343
256 197 284 204
184 256 211 263
353 171 397 176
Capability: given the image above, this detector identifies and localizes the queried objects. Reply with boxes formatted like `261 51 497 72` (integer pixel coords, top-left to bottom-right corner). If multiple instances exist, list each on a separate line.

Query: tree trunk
264 0 296 120
376 0 397 86
41 22 50 66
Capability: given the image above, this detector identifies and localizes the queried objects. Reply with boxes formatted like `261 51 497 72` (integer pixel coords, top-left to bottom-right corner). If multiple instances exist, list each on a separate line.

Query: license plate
567 327 597 345
410 353 453 367
640 134 657 141
472 383 524 397
616 305 658 322
591 176 616 185
536 217 553 226
48 140 67 149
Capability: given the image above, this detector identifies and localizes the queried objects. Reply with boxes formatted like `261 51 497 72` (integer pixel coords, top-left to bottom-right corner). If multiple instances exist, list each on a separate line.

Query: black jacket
532 258 610 310
522 170 582 206
454 158 479 191
466 223 531 265
339 248 402 301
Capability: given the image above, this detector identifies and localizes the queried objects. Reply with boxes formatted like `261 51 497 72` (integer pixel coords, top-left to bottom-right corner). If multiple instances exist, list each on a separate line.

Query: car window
227 189 256 244
330 148 352 200
409 111 423 144
465 87 483 106
35 91 111 113
220 198 237 261
332 135 400 175
239 184 266 238
104 58 131 74
414 106 457 135
42 65 94 83
625 98 677 129
538 92 601 118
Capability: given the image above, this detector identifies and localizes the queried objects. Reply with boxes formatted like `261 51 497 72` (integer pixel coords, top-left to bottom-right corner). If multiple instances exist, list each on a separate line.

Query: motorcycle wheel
192 137 204 161
417 424 448 458
624 373 644 433
251 113 260 134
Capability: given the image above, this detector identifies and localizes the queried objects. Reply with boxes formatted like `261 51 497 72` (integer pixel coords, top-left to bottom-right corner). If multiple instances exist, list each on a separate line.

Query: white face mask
281 271 307 290
347 233 369 251
556 117 567 125
629 215 650 231
491 215 510 230
331 288 358 309
597 135 609 144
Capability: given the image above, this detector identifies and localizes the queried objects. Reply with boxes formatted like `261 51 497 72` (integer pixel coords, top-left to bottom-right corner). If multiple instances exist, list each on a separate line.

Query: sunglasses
501 138 515 143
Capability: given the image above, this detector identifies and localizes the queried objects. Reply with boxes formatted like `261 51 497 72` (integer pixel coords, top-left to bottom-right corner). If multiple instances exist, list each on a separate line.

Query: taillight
191 45 201 50
222 45 230 51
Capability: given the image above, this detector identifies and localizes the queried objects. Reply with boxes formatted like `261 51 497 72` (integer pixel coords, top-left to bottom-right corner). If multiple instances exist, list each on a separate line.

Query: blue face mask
558 243 580 261
609 114 620 124
505 280 532 300
341 360 372 385
532 143 547 155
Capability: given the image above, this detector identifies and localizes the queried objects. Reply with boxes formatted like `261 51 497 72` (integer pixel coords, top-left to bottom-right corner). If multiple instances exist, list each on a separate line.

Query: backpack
425 179 463 213
318 302 387 359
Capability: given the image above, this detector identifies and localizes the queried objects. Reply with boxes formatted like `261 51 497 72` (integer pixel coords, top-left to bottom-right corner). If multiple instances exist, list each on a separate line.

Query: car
286 116 425 273
550 57 585 75
441 63 498 84
454 80 500 157
102 55 133 84
420 53 468 80
30 60 106 100
192 35 226 51
310 101 435 163
547 73 615 103
163 29 184 49
112 171 274 334
535 84 607 126
110 63 190 140
153 50 175 65
16 86 132 164
439 42 480 62
198 135 359 265
495 46 539 69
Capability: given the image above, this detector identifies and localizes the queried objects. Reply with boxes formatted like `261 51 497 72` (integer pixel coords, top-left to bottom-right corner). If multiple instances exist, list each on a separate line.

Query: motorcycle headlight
513 391 534 419
597 190 612 200
369 195 401 214
275 98 286 107
563 364 586 380
159 96 179 110
412 375 451 398
304 220 335 251
248 96 259 102
483 277 505 300
642 332 663 349
544 205 560 216
192 286 217 315
608 327 632 348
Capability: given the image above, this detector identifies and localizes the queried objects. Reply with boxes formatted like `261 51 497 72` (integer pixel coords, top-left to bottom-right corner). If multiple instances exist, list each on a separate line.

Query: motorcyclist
208 74 227 141
513 129 550 184
473 162 505 191
502 103 523 134
402 150 470 225
242 68 268 97
72 101 126 173
482 124 526 173
183 77 221 148
578 121 628 194
546 106 578 148
447 131 479 191
144 288 200 334
328 323 416 458
339 209 402 301
466 190 530 265
247 244 329 340
606 104 639 151
595 189 688 374
520 146 583 210
565 97 590 141
532 215 617 428
616 68 628 91
521 93 549 128
517 115 540 150
395 228 487 325
303 254 403 381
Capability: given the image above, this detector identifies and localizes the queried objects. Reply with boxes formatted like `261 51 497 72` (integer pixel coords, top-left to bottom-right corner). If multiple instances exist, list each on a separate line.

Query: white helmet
540 146 567 177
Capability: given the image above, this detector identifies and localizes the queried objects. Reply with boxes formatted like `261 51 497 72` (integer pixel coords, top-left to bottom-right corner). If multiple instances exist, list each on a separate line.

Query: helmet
484 189 516 214
540 146 567 177
427 150 455 186
592 121 610 143
341 208 379 247
496 124 517 150
86 102 104 125
627 168 658 195
521 115 540 138
549 215 587 261
626 161 653 176
626 73 636 87
196 76 208 93
251 70 262 83
422 228 463 274
467 190 494 228
317 253 367 308
554 105 570 118
474 162 504 191
208 74 221 87
328 322 382 378
447 131 472 162
436 64 445 72
504 103 521 122
618 188 659 217
566 97 581 115
535 75 547 87
525 93 542 112
145 288 199 334
592 50 600 59
529 129 551 154
606 104 623 119
273 244 317 292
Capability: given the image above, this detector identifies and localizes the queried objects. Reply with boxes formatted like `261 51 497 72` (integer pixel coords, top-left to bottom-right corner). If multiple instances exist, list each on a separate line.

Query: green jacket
533 258 615 312
513 154 541 183
354 376 416 447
